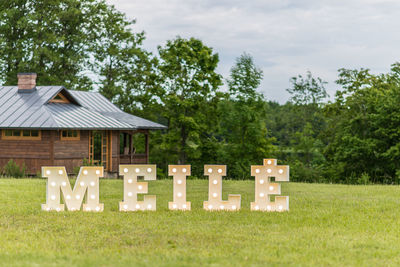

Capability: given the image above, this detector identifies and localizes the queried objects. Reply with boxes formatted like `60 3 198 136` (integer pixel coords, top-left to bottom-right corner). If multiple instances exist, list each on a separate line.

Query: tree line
1 0 400 183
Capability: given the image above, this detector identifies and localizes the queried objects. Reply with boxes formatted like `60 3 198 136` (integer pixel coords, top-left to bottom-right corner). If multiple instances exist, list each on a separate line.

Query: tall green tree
219 53 275 178
283 72 328 179
284 71 328 147
91 4 160 116
0 0 102 89
287 71 328 106
156 37 223 165
227 52 263 101
0 0 151 92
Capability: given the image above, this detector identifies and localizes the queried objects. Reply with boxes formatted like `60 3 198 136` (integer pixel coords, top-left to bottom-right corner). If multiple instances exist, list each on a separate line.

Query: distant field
1 179 400 266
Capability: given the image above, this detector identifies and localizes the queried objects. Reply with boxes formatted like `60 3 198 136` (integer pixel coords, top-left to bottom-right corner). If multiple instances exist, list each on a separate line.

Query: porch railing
119 153 147 164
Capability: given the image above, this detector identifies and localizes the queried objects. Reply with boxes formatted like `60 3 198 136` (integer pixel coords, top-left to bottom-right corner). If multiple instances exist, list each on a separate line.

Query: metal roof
0 86 166 130
69 90 121 112
69 91 166 130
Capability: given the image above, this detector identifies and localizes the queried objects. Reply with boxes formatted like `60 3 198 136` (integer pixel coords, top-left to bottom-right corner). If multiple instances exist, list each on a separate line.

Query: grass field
1 179 400 266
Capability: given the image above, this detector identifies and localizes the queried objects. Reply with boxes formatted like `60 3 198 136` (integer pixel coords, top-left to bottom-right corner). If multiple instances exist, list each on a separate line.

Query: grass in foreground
1 179 400 266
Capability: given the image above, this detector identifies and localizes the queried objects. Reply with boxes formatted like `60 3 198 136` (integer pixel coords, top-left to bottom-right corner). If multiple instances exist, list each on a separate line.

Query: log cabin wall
53 130 89 174
0 130 89 175
0 129 149 176
0 130 52 175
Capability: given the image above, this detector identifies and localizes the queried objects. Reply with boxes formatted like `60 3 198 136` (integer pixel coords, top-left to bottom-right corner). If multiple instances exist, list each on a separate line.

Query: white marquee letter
119 164 156 211
203 165 241 211
41 166 104 212
168 165 191 210
251 159 289 212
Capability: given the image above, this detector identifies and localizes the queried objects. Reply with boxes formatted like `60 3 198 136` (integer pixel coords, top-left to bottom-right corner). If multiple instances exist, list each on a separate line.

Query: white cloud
108 0 400 103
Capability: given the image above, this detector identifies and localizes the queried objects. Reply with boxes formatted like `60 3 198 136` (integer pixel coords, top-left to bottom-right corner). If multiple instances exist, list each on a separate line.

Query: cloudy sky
107 0 400 103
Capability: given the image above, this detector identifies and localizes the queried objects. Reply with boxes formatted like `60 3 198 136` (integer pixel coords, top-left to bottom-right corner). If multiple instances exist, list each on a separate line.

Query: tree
287 71 328 106
219 53 275 179
91 3 159 116
227 52 263 101
323 63 400 183
157 37 223 165
0 0 151 92
0 0 104 89
285 71 328 154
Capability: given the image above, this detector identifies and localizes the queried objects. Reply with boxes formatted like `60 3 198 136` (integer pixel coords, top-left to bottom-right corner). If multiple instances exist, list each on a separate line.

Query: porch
118 130 149 165
88 130 150 173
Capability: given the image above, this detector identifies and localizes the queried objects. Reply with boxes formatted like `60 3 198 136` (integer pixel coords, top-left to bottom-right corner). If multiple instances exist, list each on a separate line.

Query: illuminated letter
119 164 156 211
168 165 191 210
203 165 241 211
251 159 289 212
41 166 104 212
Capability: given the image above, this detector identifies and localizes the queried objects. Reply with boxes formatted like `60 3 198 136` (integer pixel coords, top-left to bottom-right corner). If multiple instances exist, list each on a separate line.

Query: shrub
357 172 370 185
2 159 26 178
289 160 326 183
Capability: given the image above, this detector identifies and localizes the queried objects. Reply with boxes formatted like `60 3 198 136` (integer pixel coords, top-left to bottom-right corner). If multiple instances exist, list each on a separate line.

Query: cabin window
60 130 80 141
2 129 41 140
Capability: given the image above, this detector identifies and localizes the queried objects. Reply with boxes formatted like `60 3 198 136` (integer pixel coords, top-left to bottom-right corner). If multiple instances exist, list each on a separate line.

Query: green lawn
1 179 400 266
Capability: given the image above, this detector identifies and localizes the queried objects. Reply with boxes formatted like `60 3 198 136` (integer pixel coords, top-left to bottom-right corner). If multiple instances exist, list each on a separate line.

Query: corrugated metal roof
69 90 121 112
69 91 166 130
46 103 133 130
0 86 166 130
101 112 166 130
0 86 59 129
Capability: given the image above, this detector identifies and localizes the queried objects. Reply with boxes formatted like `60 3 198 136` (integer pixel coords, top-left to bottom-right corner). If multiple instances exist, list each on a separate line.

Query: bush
289 160 326 183
357 172 370 185
2 159 26 178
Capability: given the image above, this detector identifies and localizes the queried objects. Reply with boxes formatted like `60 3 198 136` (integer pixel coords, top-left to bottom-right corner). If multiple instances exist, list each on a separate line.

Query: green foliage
323 63 400 183
287 71 328 105
1 160 26 178
357 172 371 185
227 52 263 101
289 160 326 183
218 99 276 179
92 3 159 115
0 0 148 91
216 53 276 179
0 0 96 89
155 37 223 167
269 72 329 182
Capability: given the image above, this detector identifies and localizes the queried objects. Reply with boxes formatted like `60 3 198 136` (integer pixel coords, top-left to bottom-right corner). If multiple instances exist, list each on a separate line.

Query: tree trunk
179 125 187 164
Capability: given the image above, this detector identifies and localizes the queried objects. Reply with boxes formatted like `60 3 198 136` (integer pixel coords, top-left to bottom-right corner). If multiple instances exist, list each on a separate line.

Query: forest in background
2 0 400 184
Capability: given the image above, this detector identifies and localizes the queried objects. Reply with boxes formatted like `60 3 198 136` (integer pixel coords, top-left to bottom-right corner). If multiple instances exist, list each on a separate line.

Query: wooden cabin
0 73 166 176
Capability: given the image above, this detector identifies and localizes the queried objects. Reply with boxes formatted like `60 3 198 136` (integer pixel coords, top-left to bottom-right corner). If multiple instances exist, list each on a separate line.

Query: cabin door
89 131 112 171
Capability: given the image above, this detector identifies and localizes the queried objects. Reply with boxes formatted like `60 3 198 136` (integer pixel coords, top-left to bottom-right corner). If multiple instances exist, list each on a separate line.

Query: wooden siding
0 129 148 175
0 130 51 174
0 130 89 175
53 130 89 173
111 130 119 173
54 131 89 159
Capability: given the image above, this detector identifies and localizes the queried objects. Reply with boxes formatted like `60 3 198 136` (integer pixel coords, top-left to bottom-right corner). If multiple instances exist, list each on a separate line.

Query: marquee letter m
41 166 104 212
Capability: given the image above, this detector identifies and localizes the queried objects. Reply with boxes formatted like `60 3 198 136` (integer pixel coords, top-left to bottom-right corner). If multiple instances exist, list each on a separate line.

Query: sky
107 0 400 103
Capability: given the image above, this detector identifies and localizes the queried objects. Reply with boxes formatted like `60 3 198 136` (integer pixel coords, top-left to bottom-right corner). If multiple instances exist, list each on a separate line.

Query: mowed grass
1 179 400 266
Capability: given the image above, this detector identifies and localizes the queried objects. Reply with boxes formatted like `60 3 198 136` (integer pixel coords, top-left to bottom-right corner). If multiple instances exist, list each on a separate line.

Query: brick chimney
17 73 37 93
